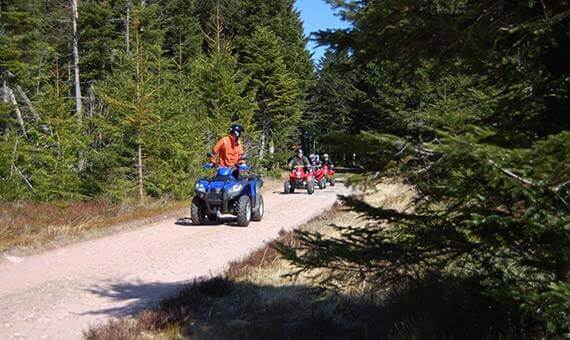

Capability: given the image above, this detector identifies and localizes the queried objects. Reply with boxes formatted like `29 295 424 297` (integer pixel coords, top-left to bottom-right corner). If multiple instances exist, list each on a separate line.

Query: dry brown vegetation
86 179 423 340
0 198 189 253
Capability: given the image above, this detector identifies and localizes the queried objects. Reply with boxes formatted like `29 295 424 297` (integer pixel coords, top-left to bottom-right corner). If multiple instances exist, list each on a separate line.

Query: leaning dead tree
15 85 39 121
71 0 82 117
2 77 27 138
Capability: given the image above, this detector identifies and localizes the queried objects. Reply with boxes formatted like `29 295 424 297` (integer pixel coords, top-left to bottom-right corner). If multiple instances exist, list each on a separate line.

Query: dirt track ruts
0 184 348 339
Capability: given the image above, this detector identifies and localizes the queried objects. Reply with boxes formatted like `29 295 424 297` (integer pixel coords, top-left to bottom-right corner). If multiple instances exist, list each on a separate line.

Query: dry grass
0 198 189 254
226 206 339 279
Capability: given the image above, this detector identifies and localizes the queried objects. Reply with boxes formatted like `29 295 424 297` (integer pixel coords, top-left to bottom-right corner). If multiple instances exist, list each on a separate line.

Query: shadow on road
275 191 314 195
174 217 239 227
82 279 191 317
174 216 251 228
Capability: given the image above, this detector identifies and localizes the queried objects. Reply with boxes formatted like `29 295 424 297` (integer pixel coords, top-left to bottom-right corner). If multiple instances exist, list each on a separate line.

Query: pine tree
240 26 301 158
160 0 202 65
96 3 163 202
142 68 204 198
306 49 355 139
78 0 121 84
193 4 255 147
0 0 46 91
233 0 313 91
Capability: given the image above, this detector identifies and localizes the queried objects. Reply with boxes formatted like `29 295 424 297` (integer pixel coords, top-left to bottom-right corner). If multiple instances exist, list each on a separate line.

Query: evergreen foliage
240 26 301 157
287 0 570 337
0 0 310 202
193 39 255 146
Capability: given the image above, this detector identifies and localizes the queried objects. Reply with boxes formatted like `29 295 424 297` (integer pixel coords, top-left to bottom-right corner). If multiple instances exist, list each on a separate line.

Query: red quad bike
313 165 327 189
284 165 315 195
322 164 336 186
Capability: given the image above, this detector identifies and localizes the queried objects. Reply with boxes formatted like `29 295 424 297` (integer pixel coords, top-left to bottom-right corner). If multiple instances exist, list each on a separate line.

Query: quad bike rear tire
318 178 326 189
191 196 205 225
252 195 264 221
235 195 252 227
330 177 336 186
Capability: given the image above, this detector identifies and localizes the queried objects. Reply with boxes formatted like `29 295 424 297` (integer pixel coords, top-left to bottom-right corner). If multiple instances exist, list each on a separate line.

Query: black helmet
229 124 245 138
295 148 303 156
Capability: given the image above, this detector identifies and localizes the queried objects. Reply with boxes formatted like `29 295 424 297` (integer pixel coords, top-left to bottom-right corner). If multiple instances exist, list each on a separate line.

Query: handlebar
203 163 250 171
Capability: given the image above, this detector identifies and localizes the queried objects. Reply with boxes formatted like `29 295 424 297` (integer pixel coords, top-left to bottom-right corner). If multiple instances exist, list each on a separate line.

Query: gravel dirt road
0 183 348 339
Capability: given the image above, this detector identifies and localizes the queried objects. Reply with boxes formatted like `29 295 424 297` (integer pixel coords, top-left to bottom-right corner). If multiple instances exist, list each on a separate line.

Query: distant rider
308 153 320 168
322 153 334 169
313 153 322 167
288 149 311 170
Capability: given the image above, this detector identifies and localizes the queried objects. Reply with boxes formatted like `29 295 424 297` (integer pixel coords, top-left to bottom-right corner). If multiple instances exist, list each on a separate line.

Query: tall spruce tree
160 0 202 65
240 26 301 157
306 49 355 140
96 3 163 202
193 3 255 148
78 0 121 84
233 0 313 91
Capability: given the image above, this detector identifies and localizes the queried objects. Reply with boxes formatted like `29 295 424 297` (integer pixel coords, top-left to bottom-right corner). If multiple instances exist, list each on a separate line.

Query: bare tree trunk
125 0 131 55
259 132 266 160
178 40 183 72
17 167 35 192
71 0 82 117
214 2 223 53
54 56 61 97
269 140 275 156
10 137 18 178
36 54 43 96
135 7 141 95
2 79 8 104
2 79 9 136
87 83 94 118
138 143 144 203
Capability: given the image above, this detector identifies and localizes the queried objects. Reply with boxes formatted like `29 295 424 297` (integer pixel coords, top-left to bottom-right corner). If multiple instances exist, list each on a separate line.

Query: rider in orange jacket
210 124 245 168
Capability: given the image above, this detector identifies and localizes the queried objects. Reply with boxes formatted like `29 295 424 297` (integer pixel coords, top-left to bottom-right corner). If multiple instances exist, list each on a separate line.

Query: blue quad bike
191 164 264 227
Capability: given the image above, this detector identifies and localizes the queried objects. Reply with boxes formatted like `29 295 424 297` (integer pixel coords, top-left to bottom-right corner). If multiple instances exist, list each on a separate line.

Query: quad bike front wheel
191 196 205 225
284 181 292 194
307 181 315 195
285 181 295 193
329 176 336 186
235 195 252 227
318 178 326 189
252 194 264 221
